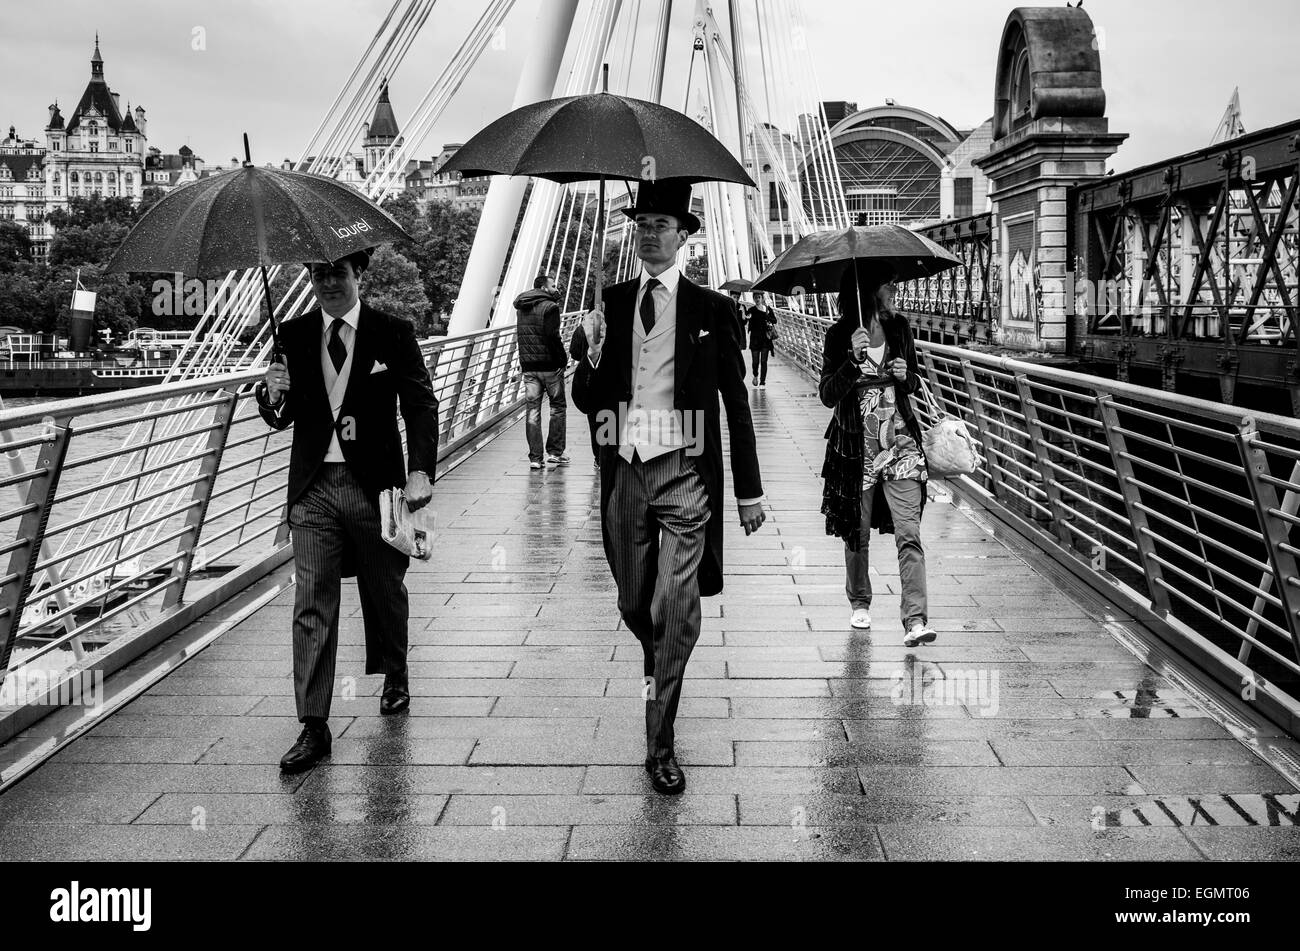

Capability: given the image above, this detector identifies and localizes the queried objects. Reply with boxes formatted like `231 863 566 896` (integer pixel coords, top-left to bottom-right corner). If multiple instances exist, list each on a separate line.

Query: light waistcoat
619 275 683 463
320 300 360 462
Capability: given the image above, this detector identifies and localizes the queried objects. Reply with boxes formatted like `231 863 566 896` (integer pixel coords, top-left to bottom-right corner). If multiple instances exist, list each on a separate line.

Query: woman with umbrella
746 289 777 388
819 262 936 646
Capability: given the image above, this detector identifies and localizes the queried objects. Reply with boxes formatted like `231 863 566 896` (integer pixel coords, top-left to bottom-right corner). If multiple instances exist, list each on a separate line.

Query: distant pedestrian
568 322 601 469
747 290 776 387
515 273 570 469
818 263 935 647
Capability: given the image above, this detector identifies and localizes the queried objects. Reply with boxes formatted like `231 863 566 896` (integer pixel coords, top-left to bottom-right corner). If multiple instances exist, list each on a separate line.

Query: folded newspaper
378 487 435 560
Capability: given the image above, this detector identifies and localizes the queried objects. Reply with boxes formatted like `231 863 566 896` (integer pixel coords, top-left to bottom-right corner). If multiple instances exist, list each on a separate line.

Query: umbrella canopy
440 91 755 187
104 163 410 278
719 278 753 293
751 224 961 297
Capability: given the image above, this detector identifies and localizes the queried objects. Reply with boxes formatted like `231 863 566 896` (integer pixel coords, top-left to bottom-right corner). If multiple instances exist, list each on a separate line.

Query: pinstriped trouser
607 449 710 759
288 463 410 721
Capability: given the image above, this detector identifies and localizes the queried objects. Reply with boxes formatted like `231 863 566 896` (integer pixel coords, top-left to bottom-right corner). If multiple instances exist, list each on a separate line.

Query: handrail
0 313 582 703
771 305 1300 734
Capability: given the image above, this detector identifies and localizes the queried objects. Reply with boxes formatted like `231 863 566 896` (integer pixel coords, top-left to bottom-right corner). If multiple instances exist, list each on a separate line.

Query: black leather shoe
379 674 410 715
644 754 686 795
279 723 331 773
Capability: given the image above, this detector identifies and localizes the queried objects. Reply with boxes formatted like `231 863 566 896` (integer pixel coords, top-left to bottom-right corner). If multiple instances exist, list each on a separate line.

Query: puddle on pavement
1089 794 1300 827
1095 687 1209 718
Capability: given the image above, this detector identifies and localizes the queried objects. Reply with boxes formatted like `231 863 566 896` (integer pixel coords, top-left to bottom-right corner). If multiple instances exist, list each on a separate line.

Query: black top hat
620 179 702 235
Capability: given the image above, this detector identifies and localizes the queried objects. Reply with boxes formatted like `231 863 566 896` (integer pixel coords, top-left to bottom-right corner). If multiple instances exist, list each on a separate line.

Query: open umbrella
719 278 753 293
752 224 960 328
105 134 410 357
440 65 754 306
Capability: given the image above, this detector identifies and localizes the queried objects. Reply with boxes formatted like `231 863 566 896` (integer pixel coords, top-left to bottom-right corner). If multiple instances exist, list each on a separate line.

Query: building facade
403 143 490 214
803 102 992 228
43 38 148 221
0 37 149 262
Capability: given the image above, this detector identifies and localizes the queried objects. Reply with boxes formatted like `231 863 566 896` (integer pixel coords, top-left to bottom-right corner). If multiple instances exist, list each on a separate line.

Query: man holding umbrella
257 248 441 773
573 180 765 796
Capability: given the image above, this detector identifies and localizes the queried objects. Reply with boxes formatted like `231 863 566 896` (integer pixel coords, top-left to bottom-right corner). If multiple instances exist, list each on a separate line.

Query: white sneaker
903 622 937 647
545 453 570 466
529 461 543 470
849 609 871 630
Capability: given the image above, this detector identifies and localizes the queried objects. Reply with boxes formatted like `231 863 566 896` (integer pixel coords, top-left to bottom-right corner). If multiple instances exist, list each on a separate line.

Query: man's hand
263 360 290 404
404 470 433 511
887 357 908 382
739 501 766 535
582 308 605 364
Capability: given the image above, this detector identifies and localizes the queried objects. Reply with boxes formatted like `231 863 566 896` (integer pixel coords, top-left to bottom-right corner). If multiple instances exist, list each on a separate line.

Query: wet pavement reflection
1 358 1298 861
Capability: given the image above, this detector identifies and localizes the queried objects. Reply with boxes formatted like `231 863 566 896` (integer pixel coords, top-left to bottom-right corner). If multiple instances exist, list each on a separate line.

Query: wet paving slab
1 357 1297 861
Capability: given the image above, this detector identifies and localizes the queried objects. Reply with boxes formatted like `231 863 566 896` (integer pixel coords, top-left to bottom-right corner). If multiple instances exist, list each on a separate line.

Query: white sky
1 0 1296 175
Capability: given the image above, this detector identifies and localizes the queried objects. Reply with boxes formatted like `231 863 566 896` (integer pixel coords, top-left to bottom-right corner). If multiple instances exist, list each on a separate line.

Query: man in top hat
257 247 441 773
572 180 765 795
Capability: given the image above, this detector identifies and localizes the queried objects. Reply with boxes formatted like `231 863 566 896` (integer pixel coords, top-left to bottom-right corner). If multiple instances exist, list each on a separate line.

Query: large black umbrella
441 67 754 305
752 223 960 297
106 135 410 355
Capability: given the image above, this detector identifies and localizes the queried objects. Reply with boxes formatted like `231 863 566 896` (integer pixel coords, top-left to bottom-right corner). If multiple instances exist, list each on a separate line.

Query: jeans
844 478 928 631
524 369 566 461
750 348 769 383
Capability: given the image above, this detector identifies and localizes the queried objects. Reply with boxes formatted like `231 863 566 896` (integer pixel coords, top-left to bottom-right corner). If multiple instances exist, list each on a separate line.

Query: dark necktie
640 278 660 335
328 318 347 374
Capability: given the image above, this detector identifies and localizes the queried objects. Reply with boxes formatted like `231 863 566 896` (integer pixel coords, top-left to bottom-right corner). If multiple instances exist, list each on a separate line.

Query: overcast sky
1 0 1295 175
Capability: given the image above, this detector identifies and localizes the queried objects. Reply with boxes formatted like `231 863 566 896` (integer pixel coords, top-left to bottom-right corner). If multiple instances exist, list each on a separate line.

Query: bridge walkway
1 356 1297 861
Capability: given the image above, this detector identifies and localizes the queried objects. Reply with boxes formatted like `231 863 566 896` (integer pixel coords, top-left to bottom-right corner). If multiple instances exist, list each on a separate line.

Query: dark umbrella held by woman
818 262 936 646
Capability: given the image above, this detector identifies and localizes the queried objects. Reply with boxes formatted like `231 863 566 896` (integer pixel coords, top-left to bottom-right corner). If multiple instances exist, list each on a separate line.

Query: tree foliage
362 245 433 332
0 221 32 272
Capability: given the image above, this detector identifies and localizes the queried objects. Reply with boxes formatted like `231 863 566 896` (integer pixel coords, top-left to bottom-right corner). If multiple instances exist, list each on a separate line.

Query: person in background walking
747 290 776 387
568 321 601 470
818 262 936 647
515 273 569 469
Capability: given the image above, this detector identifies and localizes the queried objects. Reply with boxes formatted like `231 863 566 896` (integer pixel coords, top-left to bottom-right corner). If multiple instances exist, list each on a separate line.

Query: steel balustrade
0 313 582 719
771 305 1300 735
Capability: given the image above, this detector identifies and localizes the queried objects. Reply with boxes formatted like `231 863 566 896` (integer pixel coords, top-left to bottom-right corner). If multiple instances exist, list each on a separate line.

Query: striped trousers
288 463 410 720
607 449 710 759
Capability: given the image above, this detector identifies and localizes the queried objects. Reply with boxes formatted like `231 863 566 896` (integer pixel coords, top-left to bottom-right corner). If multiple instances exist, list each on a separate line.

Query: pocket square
698 329 710 338
370 361 388 374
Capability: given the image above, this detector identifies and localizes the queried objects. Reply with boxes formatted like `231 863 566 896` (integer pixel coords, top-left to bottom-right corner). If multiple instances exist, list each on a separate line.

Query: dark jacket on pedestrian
572 276 763 596
514 287 566 371
819 312 925 551
747 305 777 352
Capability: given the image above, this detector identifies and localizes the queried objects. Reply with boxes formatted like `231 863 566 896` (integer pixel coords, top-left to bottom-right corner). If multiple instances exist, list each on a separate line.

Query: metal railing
773 306 1300 735
0 313 579 725
897 212 997 346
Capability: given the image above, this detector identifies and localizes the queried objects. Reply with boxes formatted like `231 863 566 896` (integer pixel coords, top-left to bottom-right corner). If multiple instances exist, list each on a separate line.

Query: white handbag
379 488 436 560
917 378 979 478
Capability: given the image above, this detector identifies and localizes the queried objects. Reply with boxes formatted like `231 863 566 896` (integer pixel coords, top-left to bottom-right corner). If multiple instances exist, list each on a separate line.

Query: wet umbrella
105 134 410 356
441 66 754 305
752 224 960 329
719 278 753 293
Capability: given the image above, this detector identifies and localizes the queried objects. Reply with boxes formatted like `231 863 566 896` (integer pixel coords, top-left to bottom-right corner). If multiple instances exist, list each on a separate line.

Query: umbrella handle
594 175 605 317
258 264 283 364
